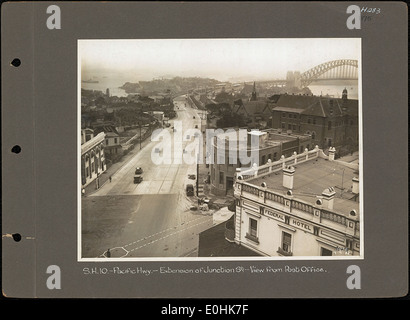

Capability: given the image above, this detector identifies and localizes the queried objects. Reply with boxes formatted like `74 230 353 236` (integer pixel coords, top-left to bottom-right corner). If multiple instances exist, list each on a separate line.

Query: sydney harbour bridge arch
299 59 359 87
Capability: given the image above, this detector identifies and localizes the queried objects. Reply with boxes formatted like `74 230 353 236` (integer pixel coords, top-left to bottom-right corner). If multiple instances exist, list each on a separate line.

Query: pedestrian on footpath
106 249 111 258
109 176 112 182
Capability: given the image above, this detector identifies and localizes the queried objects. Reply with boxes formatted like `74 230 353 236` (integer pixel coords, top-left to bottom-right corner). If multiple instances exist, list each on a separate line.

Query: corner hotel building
232 146 361 257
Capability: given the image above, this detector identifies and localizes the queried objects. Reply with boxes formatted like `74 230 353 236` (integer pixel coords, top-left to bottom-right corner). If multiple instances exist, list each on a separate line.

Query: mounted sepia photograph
78 38 362 261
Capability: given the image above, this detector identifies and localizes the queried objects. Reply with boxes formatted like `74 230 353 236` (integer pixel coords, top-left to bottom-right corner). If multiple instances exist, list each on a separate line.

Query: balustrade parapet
237 181 359 232
236 147 321 182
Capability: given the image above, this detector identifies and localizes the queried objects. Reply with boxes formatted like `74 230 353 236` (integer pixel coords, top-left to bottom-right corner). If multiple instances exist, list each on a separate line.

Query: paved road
81 96 213 259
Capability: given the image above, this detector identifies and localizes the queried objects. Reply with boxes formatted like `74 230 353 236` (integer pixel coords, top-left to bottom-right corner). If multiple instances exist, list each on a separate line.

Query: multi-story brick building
209 129 312 196
93 125 123 162
271 89 358 153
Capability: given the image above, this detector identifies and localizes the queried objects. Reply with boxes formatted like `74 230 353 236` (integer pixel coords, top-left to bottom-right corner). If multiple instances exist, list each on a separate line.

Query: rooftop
272 94 358 118
213 128 311 151
249 157 360 217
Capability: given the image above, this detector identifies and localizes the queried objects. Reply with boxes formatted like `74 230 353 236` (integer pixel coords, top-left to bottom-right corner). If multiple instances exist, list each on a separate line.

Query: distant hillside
120 77 222 94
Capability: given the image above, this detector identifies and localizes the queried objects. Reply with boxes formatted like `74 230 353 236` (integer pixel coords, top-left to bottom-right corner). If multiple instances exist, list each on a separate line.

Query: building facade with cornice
209 129 312 196
81 129 107 187
232 146 361 257
271 89 358 154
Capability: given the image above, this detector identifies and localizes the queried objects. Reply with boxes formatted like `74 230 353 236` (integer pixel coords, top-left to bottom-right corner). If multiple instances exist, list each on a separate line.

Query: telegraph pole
139 121 142 150
196 152 199 197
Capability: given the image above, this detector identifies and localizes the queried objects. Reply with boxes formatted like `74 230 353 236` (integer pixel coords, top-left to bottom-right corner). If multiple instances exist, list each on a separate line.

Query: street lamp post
196 152 199 197
139 121 142 150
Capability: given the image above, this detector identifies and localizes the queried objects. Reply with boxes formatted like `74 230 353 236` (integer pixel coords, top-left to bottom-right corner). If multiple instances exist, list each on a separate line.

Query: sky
79 38 361 82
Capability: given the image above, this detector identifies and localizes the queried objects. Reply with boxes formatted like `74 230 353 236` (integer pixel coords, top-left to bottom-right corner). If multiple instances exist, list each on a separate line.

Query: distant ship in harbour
82 79 99 83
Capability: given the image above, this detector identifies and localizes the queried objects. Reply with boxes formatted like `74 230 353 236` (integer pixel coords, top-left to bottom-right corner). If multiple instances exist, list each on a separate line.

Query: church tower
342 87 348 100
341 88 348 113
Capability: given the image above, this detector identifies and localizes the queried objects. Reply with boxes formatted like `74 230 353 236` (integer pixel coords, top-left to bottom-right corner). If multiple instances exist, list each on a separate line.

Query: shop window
321 248 333 256
249 218 258 237
245 218 259 243
281 232 292 253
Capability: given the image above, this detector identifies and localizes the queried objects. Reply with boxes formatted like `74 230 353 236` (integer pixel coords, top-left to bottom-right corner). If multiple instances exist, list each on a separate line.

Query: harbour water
81 76 359 100
81 74 130 97
308 80 358 99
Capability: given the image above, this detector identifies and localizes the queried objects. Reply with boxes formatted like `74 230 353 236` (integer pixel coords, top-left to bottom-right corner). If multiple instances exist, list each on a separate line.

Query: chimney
283 165 295 189
352 177 359 194
321 187 336 210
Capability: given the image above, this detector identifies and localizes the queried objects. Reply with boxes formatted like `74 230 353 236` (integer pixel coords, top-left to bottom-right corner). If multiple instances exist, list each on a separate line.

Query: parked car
134 175 143 184
186 184 194 196
195 125 198 128
135 167 143 174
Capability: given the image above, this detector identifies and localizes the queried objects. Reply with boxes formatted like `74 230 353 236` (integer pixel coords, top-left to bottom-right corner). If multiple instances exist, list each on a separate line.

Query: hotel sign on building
264 208 315 234
233 146 361 258
264 208 286 223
